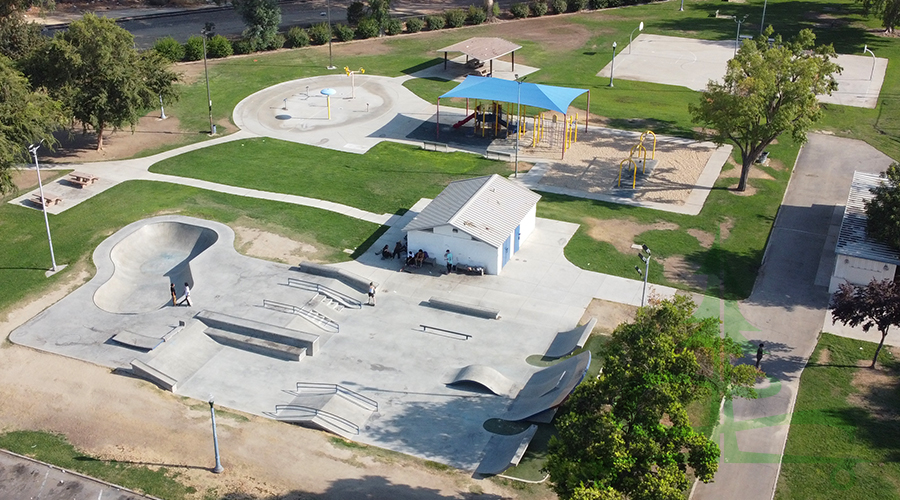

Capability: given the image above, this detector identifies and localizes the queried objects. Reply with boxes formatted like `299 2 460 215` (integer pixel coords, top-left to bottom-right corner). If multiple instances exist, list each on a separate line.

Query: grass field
776 333 900 499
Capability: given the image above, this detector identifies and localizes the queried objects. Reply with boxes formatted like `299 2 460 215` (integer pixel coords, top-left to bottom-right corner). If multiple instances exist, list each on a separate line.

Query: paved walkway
691 134 897 500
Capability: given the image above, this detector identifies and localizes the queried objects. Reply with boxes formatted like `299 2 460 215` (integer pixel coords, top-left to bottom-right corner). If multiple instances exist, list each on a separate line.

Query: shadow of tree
219 474 511 499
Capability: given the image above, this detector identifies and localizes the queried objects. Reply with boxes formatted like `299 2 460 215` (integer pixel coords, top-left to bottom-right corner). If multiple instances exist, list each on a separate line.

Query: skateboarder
367 282 376 306
756 343 764 369
170 283 177 306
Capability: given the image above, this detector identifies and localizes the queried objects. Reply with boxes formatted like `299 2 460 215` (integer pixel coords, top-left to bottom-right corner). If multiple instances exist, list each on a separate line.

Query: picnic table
68 171 98 187
32 192 62 207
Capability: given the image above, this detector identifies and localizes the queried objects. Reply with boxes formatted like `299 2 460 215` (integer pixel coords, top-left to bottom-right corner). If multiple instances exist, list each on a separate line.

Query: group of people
169 282 192 307
380 237 456 275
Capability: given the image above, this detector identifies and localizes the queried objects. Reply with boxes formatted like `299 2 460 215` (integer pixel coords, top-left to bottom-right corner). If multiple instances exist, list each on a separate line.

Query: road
44 0 485 48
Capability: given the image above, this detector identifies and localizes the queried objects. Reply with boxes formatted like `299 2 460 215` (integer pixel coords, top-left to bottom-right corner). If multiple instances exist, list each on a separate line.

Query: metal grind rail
262 299 340 333
419 324 472 340
292 382 379 412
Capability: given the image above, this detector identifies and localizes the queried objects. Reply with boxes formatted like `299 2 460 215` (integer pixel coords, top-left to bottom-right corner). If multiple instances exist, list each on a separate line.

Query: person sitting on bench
415 249 425 268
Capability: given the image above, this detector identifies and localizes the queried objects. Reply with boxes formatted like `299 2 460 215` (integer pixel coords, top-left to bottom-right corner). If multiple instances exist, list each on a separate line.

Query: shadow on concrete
219 475 509 499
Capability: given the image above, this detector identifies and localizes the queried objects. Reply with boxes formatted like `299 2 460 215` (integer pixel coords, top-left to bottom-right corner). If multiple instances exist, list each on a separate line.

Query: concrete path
691 134 896 500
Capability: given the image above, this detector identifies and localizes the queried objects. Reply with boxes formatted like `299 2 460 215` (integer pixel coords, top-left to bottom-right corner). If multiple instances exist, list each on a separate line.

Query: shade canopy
440 76 588 115
438 37 521 62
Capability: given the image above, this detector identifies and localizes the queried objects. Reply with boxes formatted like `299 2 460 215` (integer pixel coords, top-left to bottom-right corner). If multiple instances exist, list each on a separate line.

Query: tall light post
760 0 768 34
28 141 58 273
201 26 214 135
679 0 684 11
864 45 876 81
326 0 335 69
209 398 224 474
609 41 617 87
734 14 748 56
629 22 644 54
633 244 651 307
514 74 523 178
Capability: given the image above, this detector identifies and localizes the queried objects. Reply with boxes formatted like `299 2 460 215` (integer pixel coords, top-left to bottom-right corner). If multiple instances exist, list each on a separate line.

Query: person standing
181 282 192 307
392 240 404 259
170 283 177 306
756 343 764 369
367 282 376 306
444 249 453 274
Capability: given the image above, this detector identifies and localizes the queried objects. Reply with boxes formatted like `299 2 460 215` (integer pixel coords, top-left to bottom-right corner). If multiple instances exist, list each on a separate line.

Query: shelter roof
836 171 900 265
437 37 522 62
403 174 541 248
439 76 587 115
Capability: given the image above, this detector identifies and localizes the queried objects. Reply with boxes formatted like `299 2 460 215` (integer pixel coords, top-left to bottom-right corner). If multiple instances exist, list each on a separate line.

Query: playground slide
452 112 477 129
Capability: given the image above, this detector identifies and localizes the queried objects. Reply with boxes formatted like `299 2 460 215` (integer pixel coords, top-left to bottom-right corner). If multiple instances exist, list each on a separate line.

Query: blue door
514 225 521 253
502 235 511 267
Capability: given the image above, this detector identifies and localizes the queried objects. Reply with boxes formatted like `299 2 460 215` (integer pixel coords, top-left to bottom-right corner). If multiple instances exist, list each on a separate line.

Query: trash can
755 151 769 164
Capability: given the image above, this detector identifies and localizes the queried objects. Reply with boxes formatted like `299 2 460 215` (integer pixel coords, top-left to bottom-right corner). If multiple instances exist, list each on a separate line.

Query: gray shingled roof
835 171 900 265
403 175 541 249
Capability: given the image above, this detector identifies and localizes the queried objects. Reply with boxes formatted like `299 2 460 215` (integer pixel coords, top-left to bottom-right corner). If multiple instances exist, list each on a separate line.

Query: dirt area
41 114 188 164
0 275 543 500
580 298 637 335
583 217 678 254
233 220 327 265
659 255 707 292
537 130 718 205
687 228 714 249
847 354 900 422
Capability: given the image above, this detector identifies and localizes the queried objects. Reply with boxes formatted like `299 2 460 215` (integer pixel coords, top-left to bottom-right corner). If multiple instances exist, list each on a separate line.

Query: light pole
734 14 748 56
629 22 644 54
514 74 523 178
326 0 335 69
209 399 224 474
159 94 166 120
28 141 58 273
633 244 651 307
609 41 617 87
679 0 684 11
760 0 768 34
201 26 214 135
864 45 876 81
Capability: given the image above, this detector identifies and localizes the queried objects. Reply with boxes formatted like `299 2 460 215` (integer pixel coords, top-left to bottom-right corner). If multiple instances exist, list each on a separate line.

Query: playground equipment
344 67 364 99
321 88 336 120
617 131 658 188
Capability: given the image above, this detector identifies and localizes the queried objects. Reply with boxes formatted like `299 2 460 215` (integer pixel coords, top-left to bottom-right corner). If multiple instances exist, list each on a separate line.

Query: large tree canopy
545 296 757 500
865 162 900 250
25 14 179 150
0 55 65 194
689 28 840 192
831 279 900 368
233 0 282 50
861 0 900 33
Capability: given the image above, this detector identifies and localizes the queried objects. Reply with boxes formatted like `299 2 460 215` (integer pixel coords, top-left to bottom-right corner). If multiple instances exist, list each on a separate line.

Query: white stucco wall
407 228 500 274
829 255 897 293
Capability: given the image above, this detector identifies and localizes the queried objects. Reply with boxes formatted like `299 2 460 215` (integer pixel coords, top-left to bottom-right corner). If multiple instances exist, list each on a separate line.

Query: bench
484 149 513 161
423 257 436 267
130 359 178 391
421 141 450 153
31 192 62 207
471 67 490 77
68 171 98 187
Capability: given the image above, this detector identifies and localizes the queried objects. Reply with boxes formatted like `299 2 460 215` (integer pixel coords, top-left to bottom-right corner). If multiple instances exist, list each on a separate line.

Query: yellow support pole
618 158 637 188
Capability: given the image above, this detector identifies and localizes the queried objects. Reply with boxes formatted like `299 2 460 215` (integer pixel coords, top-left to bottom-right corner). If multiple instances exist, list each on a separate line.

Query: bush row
510 0 653 18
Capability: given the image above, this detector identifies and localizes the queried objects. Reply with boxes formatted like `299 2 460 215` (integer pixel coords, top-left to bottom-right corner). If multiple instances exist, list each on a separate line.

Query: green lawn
0 180 380 314
0 431 196 499
776 333 900 499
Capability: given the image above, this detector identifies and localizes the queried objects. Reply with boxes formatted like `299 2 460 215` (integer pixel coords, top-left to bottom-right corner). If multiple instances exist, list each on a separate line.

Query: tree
369 0 391 29
861 0 900 33
0 55 65 195
689 28 841 192
233 0 282 51
831 279 900 368
0 13 46 62
24 14 179 150
865 162 900 250
545 296 757 500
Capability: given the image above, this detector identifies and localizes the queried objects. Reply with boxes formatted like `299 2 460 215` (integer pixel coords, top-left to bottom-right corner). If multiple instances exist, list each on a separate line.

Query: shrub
493 2 501 17
266 33 285 50
425 14 445 30
308 22 332 45
606 0 622 6
285 26 310 47
333 23 355 42
152 36 184 62
231 38 253 55
444 8 467 27
568 0 587 11
183 35 205 61
588 0 607 8
551 0 567 14
206 34 233 58
356 16 380 38
467 5 487 24
510 2 530 17
405 17 425 32
530 1 548 16
346 1 367 25
384 18 403 35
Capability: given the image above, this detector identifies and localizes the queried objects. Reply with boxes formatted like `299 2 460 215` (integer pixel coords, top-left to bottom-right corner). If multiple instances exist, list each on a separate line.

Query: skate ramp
267 383 378 438
445 365 519 397
475 424 538 475
544 318 597 358
503 351 591 421
93 222 217 314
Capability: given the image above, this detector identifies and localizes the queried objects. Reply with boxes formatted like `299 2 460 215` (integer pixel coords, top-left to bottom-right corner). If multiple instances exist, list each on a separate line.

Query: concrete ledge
298 262 376 294
197 310 320 356
130 359 177 392
544 317 597 358
205 328 307 362
426 297 500 320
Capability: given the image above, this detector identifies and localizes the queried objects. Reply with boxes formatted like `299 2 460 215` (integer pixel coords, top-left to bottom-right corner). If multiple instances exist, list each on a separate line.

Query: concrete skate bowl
93 222 218 314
